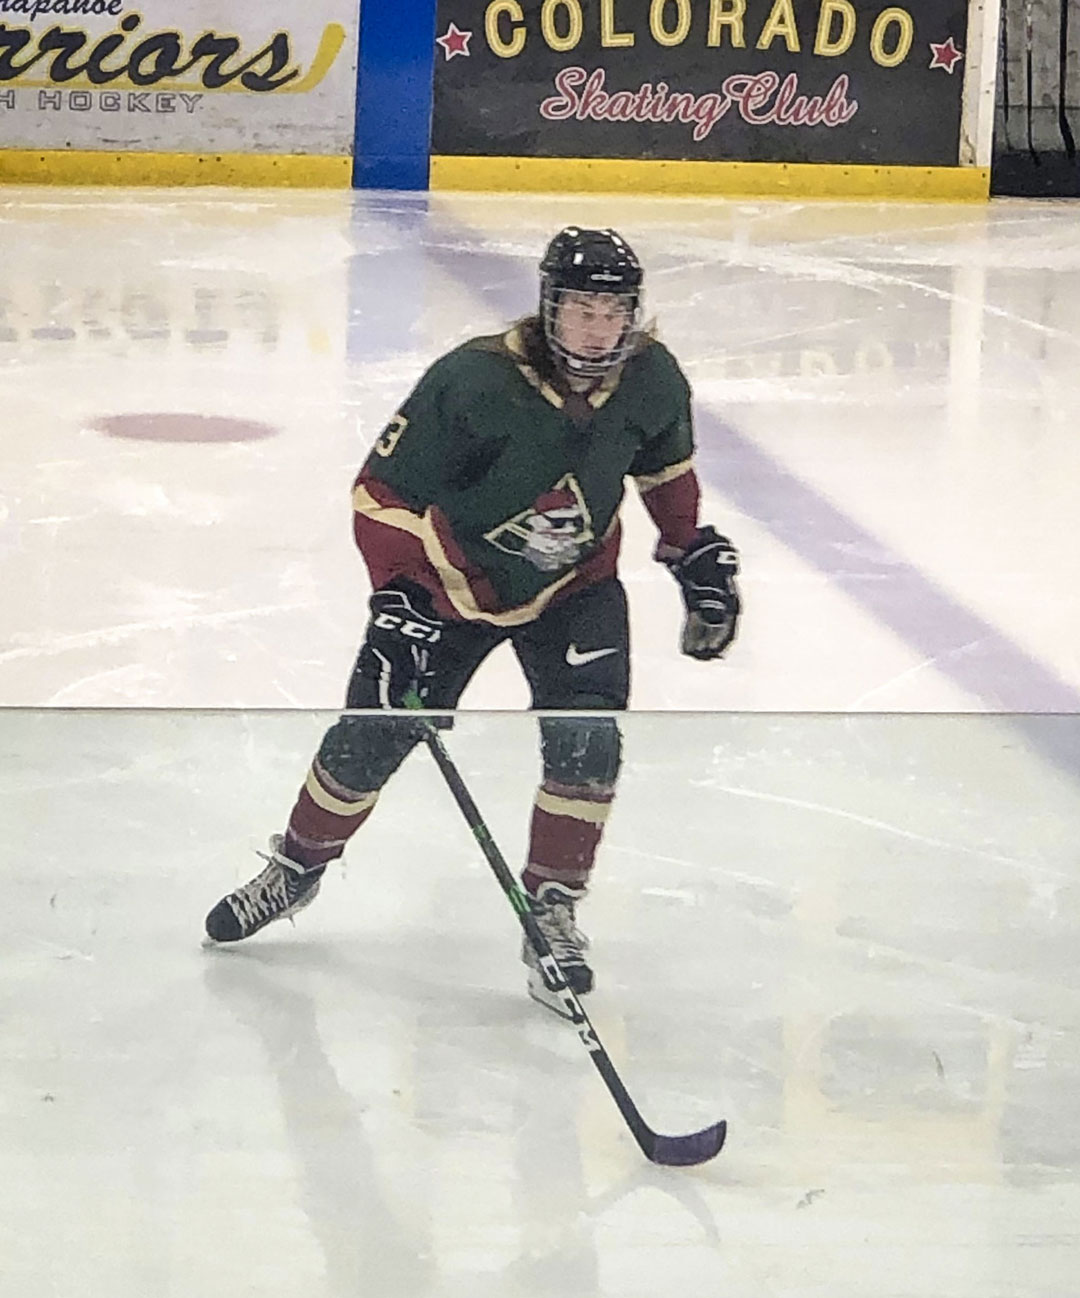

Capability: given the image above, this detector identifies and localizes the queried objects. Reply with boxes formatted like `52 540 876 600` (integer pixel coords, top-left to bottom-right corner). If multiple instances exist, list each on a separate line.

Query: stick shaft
419 726 686 1159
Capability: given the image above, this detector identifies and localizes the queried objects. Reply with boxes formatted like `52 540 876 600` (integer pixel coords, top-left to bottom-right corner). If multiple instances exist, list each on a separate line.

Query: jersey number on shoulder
374 414 408 458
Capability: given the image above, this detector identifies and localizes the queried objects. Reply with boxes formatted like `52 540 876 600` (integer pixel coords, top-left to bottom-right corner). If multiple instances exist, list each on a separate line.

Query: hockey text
0 86 202 110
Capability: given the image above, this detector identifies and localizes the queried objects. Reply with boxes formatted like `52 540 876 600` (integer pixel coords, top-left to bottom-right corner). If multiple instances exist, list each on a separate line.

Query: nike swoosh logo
565 644 618 667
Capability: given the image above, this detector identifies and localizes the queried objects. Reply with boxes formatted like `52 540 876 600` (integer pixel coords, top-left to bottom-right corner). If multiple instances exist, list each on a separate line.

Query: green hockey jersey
353 320 699 626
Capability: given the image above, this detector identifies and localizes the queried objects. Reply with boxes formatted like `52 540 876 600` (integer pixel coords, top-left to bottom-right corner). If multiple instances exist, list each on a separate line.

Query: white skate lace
228 857 296 928
536 895 590 965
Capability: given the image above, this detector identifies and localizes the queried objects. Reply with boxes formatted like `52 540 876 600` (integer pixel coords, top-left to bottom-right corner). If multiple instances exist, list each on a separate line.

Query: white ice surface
3 710 1079 1298
1 189 1078 709
1 188 1079 1296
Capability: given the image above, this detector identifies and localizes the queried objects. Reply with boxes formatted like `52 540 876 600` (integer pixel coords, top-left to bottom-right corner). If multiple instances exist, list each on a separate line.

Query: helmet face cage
538 227 644 378
540 281 642 377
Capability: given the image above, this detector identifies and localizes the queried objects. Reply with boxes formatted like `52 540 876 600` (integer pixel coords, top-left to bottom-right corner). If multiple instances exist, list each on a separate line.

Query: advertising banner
0 0 359 154
432 0 971 166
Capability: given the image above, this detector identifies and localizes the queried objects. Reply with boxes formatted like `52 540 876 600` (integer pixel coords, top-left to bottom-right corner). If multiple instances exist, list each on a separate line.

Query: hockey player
204 227 741 1013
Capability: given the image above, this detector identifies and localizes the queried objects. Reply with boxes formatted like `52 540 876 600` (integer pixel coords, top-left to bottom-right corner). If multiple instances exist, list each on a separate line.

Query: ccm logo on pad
373 612 442 643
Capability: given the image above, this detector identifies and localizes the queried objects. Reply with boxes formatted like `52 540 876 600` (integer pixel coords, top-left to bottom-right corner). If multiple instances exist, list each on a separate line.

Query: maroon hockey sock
282 759 379 869
521 779 615 895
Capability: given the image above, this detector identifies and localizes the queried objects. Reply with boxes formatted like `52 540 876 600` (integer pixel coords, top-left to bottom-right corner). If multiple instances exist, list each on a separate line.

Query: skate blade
526 969 586 1021
202 935 240 951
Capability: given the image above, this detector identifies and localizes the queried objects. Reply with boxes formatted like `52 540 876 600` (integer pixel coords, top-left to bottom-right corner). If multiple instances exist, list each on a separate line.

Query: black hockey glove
358 587 450 720
662 527 741 661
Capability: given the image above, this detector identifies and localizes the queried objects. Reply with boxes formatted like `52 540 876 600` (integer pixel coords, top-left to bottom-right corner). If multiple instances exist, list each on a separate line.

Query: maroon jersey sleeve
628 346 700 551
351 352 467 619
637 465 701 551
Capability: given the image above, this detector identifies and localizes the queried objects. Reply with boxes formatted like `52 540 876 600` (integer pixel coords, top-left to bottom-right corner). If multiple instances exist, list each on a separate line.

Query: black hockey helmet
539 227 643 377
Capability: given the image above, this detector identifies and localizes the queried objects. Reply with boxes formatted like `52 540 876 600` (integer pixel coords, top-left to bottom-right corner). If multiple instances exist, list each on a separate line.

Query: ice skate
204 835 325 943
522 880 593 1016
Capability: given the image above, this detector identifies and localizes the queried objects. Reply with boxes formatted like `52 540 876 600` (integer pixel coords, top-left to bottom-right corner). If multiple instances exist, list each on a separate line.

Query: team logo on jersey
484 473 594 573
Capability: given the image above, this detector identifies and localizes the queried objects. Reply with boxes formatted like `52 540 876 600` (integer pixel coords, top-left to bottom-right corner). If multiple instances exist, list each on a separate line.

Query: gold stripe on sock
304 770 378 818
535 788 613 826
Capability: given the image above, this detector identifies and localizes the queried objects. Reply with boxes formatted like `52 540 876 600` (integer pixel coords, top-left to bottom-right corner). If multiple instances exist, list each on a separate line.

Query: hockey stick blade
590 1041 727 1166
646 1120 727 1167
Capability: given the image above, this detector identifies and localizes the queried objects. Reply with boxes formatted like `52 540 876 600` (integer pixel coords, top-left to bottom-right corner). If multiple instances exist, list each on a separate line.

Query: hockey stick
1026 1 1040 165
414 716 727 1167
1000 0 1012 150
1059 0 1077 159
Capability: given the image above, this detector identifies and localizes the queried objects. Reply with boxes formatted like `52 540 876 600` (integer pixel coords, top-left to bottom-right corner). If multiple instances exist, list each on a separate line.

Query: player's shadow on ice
201 943 436 1295
203 934 726 1276
204 930 535 1025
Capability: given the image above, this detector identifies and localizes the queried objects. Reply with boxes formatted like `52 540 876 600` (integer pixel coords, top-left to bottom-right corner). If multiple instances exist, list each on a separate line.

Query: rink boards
0 0 999 197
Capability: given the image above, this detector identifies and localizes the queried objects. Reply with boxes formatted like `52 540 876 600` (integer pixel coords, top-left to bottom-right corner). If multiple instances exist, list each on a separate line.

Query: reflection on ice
2 191 1079 711
2 708 1078 1296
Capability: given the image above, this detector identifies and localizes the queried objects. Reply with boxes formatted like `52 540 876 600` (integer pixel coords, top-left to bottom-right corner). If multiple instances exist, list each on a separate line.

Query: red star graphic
436 22 472 61
929 36 964 74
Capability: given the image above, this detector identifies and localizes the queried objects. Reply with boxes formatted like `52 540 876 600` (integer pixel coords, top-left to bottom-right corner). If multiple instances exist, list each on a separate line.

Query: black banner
432 1 970 166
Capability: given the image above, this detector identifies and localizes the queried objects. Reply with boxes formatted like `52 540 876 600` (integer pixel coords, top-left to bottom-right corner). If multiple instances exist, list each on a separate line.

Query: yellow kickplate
0 150 351 188
431 155 990 202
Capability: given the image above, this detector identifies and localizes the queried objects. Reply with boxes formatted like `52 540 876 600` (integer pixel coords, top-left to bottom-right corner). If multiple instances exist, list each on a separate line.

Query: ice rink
2 188 1079 711
1 188 1079 1297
